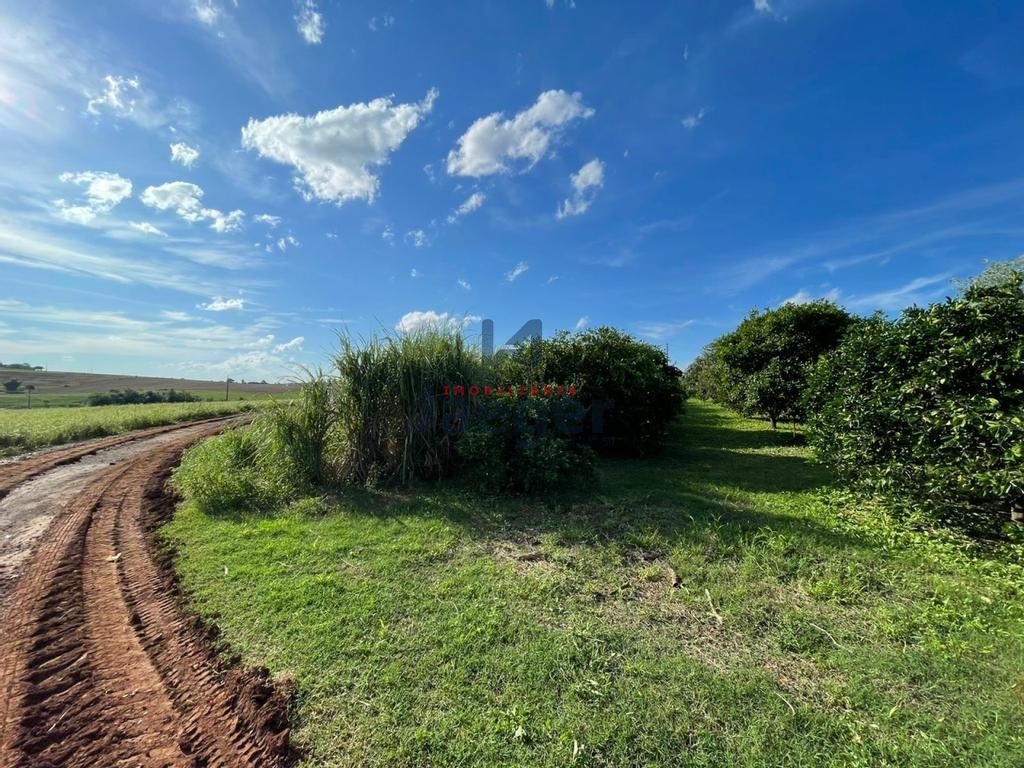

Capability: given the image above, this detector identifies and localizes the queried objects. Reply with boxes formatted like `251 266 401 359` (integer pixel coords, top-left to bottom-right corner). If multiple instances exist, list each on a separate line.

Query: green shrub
171 427 294 514
499 327 684 455
456 395 596 494
806 267 1024 533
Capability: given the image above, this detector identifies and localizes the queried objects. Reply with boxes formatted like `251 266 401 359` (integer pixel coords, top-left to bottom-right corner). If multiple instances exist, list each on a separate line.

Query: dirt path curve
0 419 292 768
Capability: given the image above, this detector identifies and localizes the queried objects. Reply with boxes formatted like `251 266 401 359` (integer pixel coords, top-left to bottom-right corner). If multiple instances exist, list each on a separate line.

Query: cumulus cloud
140 181 244 232
129 221 167 236
296 0 325 44
405 229 429 247
199 296 245 311
395 311 481 334
447 191 486 223
447 90 594 177
170 142 200 168
254 214 281 227
241 89 438 205
504 261 529 282
54 171 133 224
556 159 604 219
274 336 304 352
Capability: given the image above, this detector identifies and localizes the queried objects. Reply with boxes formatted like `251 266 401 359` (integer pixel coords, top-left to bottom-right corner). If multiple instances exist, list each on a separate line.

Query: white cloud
140 181 204 217
296 0 325 44
636 320 694 340
170 142 200 168
504 261 529 282
847 274 952 311
753 0 772 13
192 0 222 25
241 89 438 204
368 14 394 31
682 107 706 129
556 158 604 219
275 235 300 252
546 275 559 284
129 221 167 237
86 75 140 116
254 214 281 227
409 268 420 278
456 279 471 291
199 296 245 311
54 171 133 224
405 229 429 247
395 311 481 334
381 226 395 245
161 310 193 321
447 191 486 223
575 315 589 330
274 336 304 353
140 181 245 232
781 288 841 306
447 90 594 177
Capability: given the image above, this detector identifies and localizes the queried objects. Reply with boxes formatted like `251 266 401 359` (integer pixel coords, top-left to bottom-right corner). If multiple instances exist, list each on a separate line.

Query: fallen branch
704 589 723 626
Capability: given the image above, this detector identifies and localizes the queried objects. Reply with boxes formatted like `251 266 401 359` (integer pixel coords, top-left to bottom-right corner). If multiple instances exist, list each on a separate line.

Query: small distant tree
25 384 35 408
3 378 21 394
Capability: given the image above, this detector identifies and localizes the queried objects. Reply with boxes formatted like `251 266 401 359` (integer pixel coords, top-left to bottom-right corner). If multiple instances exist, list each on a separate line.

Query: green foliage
499 327 685 455
85 388 202 406
456 395 596 493
265 370 340 487
171 426 295 514
3 378 21 393
806 268 1024 532
692 301 857 427
333 328 483 484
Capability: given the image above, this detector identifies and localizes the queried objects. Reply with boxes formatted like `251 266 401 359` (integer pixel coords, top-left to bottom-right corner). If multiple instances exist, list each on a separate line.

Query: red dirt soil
0 420 294 768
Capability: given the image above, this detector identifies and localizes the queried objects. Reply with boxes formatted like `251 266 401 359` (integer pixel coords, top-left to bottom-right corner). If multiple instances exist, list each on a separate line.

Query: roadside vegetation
0 400 254 456
164 261 1024 766
166 402 1024 767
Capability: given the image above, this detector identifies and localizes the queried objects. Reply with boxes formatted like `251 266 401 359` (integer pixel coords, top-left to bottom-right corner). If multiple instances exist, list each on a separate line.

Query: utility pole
225 376 230 401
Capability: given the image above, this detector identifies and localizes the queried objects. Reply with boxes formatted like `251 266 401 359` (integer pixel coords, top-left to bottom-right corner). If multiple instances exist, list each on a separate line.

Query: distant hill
0 367 298 409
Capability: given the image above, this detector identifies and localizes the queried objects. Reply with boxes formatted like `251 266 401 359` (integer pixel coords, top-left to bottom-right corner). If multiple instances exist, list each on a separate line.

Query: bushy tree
500 327 685 455
704 301 857 426
3 379 21 393
806 265 1024 532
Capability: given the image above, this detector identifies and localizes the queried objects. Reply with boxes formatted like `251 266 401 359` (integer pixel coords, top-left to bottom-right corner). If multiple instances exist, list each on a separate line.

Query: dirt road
0 419 293 768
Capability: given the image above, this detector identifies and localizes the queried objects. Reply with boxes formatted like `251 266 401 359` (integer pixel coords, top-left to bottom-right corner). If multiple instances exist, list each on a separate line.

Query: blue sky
1 0 1023 380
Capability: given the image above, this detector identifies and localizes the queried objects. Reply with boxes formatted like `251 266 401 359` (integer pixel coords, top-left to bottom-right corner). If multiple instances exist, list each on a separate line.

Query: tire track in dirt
0 415 243 502
0 420 292 768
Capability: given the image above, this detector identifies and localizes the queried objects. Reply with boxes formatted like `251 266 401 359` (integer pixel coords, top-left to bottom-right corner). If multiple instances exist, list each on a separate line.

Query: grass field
0 401 255 455
164 401 1024 767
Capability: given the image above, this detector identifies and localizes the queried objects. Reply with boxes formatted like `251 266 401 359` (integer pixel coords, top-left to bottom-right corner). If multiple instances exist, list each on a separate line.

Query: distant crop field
0 401 255 455
0 367 297 410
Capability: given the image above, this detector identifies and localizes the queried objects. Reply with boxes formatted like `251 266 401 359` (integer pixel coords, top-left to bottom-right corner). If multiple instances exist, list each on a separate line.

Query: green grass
0 400 255 454
163 401 1024 767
